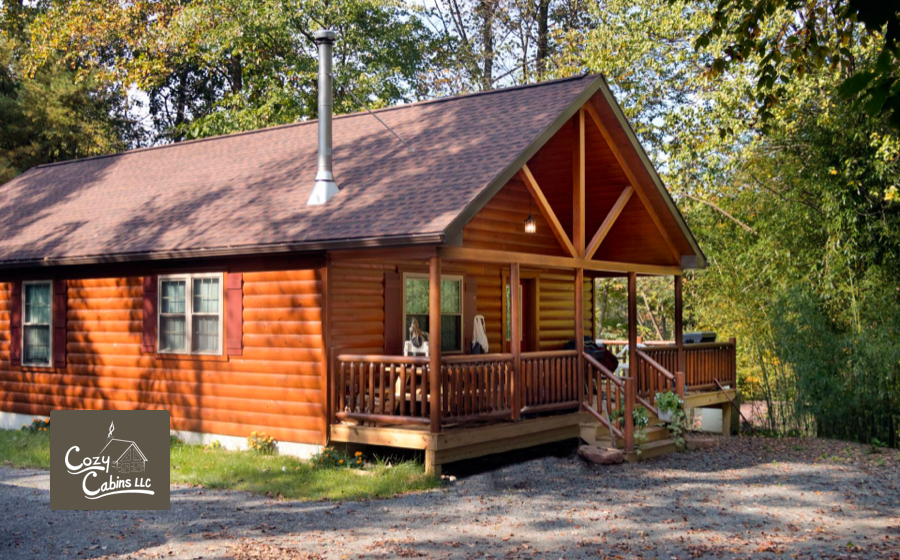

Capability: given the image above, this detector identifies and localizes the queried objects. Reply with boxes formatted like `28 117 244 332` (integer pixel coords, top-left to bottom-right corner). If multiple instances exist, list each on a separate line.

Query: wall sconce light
524 200 536 234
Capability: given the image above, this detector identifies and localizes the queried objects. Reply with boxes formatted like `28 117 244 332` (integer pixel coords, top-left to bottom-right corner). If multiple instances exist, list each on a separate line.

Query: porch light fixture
524 200 536 234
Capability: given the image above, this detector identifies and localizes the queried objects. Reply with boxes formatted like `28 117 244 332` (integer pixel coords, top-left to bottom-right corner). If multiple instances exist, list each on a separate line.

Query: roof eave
0 232 445 270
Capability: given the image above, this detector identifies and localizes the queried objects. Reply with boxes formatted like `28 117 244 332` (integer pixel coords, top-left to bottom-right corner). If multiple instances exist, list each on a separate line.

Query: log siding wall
0 268 328 446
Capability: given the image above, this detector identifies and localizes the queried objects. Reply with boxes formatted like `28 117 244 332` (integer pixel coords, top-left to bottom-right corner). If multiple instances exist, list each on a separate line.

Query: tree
0 2 134 182
26 0 441 141
422 0 590 93
686 0 900 127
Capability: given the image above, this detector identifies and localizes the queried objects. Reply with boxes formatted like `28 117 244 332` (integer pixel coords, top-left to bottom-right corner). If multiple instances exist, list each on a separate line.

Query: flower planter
658 409 674 423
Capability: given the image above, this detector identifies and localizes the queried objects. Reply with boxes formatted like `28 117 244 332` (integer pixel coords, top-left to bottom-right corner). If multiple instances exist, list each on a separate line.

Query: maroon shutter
53 279 67 368
226 273 243 356
463 276 478 353
384 271 402 354
142 275 158 353
9 280 21 366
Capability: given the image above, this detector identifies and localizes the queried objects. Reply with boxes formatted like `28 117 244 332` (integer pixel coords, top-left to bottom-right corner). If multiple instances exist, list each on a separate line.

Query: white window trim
22 280 53 367
402 272 464 354
157 273 224 356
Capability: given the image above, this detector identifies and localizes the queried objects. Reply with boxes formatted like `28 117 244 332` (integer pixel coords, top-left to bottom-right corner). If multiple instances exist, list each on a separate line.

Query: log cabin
0 33 738 473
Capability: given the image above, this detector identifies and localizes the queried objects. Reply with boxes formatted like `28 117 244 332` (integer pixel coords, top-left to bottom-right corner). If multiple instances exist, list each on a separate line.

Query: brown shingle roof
0 75 601 266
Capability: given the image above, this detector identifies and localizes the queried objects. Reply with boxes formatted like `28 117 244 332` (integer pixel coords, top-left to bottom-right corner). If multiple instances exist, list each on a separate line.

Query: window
158 273 223 355
403 273 463 353
22 281 52 366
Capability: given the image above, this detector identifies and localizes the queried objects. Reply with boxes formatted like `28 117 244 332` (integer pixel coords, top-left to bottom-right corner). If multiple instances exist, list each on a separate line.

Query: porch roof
0 74 704 269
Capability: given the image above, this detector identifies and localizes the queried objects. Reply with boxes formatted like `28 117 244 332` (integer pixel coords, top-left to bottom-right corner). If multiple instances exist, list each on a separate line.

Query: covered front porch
328 252 737 474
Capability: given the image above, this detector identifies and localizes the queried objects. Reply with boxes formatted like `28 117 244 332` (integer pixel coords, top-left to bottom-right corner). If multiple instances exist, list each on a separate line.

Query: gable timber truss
514 105 680 267
444 75 703 275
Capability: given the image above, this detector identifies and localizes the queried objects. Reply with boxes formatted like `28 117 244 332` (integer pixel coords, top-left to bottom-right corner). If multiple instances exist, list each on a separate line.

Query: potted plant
654 390 682 423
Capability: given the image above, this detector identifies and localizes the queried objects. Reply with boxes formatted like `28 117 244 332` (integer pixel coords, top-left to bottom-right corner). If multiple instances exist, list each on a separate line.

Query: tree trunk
536 0 550 78
229 55 243 93
479 0 495 90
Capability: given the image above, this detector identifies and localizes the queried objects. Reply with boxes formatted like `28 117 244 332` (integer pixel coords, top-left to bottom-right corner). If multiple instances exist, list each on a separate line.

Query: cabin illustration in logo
99 421 148 474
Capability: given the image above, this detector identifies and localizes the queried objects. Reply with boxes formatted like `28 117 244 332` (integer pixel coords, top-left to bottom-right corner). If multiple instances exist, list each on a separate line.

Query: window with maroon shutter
9 280 21 366
383 271 401 354
226 272 243 356
53 279 67 368
142 275 158 353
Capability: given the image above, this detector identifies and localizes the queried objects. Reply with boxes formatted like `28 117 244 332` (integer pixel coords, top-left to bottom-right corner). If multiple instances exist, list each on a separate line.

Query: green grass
0 429 441 501
169 442 441 500
0 428 51 468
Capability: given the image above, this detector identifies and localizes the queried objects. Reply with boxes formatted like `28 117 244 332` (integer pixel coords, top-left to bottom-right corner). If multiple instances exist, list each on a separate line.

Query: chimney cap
314 29 337 44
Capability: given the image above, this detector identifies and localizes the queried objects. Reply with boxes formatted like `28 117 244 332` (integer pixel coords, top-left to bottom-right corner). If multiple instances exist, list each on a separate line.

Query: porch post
675 275 685 399
574 268 585 410
510 262 521 420
625 271 638 453
429 256 442 433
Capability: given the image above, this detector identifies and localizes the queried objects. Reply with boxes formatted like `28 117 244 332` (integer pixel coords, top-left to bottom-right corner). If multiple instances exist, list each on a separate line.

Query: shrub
21 418 49 434
311 446 366 469
247 431 277 454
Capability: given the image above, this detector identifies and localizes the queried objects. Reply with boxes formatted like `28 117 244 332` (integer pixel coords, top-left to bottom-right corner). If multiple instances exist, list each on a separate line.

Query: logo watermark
51 410 170 510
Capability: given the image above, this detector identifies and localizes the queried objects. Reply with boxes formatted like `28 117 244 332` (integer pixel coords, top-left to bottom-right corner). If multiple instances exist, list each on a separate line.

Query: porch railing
332 354 432 426
441 354 515 424
601 338 737 392
640 340 736 391
634 350 683 416
520 350 580 415
582 352 628 444
332 338 737 448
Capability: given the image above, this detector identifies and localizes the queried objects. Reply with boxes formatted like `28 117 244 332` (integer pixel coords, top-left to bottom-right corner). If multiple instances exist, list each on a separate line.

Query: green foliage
0 20 132 182
666 408 688 451
560 0 900 448
25 0 440 142
20 417 50 434
684 0 900 128
654 391 682 414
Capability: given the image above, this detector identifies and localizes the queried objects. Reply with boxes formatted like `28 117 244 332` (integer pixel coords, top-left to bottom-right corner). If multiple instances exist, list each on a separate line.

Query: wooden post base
425 449 441 477
721 402 733 437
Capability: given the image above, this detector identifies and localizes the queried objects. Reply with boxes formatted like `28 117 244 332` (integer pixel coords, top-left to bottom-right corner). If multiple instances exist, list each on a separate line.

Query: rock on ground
1 436 899 560
577 444 625 465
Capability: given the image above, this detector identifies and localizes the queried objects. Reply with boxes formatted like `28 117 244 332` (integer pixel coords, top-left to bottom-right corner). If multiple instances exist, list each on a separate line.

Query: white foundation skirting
0 411 38 431
171 429 321 458
0 410 321 459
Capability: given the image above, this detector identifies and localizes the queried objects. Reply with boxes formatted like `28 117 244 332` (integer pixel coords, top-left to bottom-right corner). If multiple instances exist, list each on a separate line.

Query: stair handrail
635 349 676 383
582 352 626 443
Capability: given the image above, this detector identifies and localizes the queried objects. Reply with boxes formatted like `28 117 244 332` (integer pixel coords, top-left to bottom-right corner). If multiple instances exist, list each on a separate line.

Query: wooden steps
581 420 679 462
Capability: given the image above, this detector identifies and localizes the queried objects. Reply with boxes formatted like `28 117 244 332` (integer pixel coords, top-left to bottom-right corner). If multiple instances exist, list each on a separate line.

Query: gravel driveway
2 436 898 560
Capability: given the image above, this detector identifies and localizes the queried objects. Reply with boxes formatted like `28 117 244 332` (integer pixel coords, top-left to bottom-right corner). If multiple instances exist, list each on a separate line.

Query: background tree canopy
1 0 898 446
